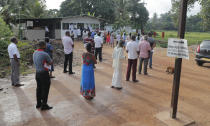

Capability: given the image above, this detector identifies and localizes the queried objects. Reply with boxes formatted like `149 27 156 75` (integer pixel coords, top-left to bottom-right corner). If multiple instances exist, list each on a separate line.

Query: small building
19 15 102 41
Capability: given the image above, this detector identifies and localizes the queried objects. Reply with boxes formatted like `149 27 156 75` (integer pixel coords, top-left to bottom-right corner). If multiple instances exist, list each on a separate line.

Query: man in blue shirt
45 38 55 78
33 41 53 111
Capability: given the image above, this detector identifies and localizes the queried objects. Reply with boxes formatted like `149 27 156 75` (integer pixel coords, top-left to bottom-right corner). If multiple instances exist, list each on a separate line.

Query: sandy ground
0 42 210 126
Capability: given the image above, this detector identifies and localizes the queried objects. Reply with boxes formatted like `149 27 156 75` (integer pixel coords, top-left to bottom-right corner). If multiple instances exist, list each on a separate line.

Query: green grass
154 31 210 48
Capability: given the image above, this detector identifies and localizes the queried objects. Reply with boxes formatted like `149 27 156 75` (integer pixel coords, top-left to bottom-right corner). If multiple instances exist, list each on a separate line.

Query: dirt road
0 42 210 126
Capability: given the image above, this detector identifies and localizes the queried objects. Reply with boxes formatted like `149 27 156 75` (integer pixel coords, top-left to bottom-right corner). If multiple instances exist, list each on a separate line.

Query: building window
63 23 69 30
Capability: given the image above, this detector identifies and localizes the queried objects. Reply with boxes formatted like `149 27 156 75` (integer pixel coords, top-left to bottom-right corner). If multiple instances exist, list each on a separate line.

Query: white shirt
116 34 121 41
77 29 81 36
73 29 77 38
94 35 103 48
126 41 139 59
62 36 74 54
8 43 20 58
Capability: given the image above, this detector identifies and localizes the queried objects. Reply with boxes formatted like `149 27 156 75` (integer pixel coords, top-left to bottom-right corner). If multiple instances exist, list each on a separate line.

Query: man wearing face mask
33 41 53 111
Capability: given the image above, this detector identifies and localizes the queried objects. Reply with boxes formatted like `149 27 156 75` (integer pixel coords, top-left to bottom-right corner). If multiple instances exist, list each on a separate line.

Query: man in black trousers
94 32 103 62
33 41 53 110
62 31 75 74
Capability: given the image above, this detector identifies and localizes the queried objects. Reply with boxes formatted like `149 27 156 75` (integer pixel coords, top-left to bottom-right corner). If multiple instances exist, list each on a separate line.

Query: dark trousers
149 51 153 68
95 47 102 62
36 71 51 106
126 59 137 81
64 53 73 73
139 58 149 74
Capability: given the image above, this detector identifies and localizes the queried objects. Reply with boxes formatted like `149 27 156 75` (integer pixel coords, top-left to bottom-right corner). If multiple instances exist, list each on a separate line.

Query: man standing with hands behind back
8 37 24 87
62 31 75 74
33 41 53 110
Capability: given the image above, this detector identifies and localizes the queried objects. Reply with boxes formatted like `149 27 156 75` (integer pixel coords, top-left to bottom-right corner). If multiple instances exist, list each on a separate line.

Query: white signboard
167 38 189 60
27 21 33 27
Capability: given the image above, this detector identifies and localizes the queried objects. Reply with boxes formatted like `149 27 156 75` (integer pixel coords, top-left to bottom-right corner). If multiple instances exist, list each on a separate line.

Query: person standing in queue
126 35 139 83
80 43 97 100
62 31 75 74
138 35 151 75
94 32 103 62
8 37 24 87
148 32 156 69
33 41 53 110
45 37 55 78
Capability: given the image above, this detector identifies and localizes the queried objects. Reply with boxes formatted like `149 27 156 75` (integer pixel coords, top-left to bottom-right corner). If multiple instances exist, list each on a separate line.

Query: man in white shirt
116 33 121 45
8 37 24 87
62 31 75 74
94 32 103 62
126 35 139 83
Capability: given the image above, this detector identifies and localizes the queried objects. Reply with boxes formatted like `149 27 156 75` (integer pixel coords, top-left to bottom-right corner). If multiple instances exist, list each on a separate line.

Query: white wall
55 30 61 39
24 30 45 41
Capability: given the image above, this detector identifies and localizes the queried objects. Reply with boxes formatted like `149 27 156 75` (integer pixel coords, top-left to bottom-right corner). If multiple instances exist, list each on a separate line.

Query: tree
113 0 130 31
59 0 116 23
0 0 47 25
127 0 149 31
200 0 210 30
46 9 59 18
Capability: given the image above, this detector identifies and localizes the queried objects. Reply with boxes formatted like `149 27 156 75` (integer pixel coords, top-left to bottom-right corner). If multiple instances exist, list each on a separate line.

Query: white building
19 15 102 41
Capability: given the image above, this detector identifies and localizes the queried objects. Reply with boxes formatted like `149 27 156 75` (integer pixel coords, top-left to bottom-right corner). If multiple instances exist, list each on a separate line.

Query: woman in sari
111 40 125 90
80 43 97 100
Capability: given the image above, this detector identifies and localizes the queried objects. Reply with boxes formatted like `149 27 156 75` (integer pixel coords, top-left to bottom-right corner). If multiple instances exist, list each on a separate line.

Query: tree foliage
171 0 210 31
59 0 149 30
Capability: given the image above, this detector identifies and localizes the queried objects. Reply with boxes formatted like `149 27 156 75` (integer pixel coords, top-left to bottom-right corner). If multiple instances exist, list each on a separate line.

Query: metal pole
170 0 188 119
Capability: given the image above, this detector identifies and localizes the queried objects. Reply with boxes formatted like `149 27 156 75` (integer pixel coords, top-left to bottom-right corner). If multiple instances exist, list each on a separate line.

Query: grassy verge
154 31 210 48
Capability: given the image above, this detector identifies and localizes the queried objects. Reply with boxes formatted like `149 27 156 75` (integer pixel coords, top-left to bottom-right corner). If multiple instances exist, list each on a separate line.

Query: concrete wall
24 30 45 41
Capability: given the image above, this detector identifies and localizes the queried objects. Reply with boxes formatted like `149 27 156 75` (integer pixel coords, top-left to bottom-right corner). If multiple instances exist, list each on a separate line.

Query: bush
0 17 13 67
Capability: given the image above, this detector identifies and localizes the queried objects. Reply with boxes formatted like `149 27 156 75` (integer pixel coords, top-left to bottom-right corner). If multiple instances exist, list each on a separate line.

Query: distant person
77 28 81 40
33 41 53 110
73 28 78 41
8 37 24 87
138 35 151 75
148 32 156 69
111 40 125 89
106 31 111 45
45 26 49 38
71 31 74 42
82 30 88 41
136 33 141 44
62 31 75 74
91 31 95 39
84 32 94 51
116 32 121 46
94 32 103 62
110 32 115 48
45 38 55 78
80 43 97 100
126 35 139 83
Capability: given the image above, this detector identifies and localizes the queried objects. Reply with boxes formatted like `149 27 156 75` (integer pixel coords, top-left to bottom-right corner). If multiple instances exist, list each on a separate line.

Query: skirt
80 64 95 98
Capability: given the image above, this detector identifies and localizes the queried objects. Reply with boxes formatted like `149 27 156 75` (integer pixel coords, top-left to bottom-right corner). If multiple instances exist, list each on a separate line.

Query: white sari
112 47 125 88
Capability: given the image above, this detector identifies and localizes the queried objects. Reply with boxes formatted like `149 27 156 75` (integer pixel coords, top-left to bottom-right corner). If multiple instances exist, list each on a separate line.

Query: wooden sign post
170 0 188 119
